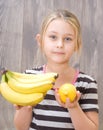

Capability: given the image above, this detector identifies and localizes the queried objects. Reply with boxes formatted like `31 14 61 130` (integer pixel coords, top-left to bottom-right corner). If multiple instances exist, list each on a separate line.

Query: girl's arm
14 105 32 130
55 91 99 130
68 102 99 130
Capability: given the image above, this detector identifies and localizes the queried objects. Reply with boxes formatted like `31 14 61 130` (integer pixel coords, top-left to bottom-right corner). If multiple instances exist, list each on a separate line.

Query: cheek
66 43 75 52
42 42 52 56
43 39 53 50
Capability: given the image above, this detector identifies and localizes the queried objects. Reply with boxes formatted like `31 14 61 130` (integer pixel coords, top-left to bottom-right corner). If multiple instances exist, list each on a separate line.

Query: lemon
58 83 76 103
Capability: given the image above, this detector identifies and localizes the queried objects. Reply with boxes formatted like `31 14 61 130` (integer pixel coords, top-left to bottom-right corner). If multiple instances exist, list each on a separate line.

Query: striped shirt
26 66 99 130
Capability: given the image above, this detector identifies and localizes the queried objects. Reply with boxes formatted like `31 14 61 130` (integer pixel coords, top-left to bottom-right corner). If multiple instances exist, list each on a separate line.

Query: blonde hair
40 9 82 53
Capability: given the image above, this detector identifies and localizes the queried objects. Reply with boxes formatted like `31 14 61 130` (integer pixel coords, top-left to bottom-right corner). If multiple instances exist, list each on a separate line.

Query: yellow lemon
58 83 77 103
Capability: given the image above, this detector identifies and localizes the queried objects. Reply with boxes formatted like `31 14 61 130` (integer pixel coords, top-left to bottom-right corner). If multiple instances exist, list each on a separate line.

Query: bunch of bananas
0 69 58 106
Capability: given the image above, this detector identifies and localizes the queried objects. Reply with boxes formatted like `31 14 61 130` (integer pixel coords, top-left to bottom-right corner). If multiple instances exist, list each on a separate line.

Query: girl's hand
14 105 33 130
55 89 81 109
14 104 33 110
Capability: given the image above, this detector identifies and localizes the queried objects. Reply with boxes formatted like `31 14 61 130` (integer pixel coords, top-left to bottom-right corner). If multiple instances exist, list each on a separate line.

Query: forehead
46 19 75 35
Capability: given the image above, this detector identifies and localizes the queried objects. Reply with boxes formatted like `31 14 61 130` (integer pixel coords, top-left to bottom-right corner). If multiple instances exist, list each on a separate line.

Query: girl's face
42 19 76 64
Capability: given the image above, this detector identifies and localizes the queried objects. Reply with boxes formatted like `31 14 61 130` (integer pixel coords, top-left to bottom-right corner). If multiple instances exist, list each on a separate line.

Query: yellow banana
7 71 58 84
7 70 38 79
0 82 44 106
6 73 54 94
8 70 58 80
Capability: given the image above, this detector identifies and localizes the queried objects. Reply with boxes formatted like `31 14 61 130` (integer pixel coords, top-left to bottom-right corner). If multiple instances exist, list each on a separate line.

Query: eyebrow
48 31 74 36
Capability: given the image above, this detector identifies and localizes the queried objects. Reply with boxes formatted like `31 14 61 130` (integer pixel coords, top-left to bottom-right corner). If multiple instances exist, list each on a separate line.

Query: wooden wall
0 0 103 129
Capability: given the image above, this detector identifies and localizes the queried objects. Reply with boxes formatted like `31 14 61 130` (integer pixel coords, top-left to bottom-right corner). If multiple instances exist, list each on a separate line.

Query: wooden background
0 0 103 129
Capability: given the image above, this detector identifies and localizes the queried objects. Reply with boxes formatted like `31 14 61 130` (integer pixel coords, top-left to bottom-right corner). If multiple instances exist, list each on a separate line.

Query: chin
51 59 66 64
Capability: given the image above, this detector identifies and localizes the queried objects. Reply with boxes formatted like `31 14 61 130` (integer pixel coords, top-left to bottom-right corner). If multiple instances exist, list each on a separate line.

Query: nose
56 40 63 48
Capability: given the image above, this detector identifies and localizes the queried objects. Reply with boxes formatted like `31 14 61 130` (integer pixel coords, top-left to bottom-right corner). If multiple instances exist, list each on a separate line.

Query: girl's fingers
55 89 81 109
14 104 33 110
14 104 22 110
65 91 81 108
76 91 81 101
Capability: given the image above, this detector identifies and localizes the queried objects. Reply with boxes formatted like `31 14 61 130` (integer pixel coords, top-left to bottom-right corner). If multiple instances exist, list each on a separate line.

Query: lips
53 51 65 55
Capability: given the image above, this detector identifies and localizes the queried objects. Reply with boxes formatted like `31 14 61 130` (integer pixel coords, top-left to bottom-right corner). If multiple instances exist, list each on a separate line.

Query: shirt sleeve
79 78 99 113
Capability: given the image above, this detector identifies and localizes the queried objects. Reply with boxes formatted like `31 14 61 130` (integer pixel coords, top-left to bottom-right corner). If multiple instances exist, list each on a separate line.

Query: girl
14 9 99 130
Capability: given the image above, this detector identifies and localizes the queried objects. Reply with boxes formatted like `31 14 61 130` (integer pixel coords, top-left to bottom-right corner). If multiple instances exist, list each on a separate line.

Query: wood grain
0 0 102 129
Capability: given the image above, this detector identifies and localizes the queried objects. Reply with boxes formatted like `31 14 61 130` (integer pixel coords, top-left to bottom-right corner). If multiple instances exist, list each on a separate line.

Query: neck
44 63 73 75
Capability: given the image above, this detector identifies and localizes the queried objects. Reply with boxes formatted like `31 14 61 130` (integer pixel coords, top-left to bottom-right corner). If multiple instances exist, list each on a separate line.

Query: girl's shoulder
75 71 97 94
76 71 99 113
77 71 97 84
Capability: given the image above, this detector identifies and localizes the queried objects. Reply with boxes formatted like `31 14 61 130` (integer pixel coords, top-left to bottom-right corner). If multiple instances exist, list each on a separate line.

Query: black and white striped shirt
26 66 99 130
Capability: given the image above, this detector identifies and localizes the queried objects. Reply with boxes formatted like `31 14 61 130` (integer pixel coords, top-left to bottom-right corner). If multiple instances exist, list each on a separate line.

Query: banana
7 70 58 84
0 70 58 106
0 82 44 106
7 70 38 79
6 72 54 94
1 73 6 82
8 70 58 80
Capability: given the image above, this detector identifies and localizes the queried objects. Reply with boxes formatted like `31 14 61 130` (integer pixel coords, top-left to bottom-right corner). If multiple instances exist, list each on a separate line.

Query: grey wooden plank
0 0 24 72
0 0 24 129
0 0 103 129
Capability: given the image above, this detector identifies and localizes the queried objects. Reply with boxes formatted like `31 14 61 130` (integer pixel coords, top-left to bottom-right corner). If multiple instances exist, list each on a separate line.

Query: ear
35 34 42 47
